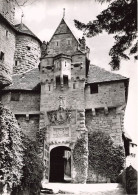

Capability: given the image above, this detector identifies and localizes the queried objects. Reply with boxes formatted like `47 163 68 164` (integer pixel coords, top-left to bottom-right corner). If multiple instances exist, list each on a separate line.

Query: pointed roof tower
45 18 81 57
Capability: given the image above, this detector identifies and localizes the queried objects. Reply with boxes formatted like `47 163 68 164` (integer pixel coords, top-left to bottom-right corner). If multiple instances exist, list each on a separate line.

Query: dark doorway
49 146 71 183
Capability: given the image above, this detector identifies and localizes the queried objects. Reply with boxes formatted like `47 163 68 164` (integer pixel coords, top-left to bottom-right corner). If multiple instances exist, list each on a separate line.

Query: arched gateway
49 146 71 183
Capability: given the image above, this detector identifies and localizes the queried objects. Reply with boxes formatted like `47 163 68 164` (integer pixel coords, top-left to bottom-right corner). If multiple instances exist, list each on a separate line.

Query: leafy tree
74 0 137 69
0 104 24 193
16 0 39 7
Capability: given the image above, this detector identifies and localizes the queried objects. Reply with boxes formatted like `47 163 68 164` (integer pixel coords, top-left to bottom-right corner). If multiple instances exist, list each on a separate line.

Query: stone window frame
66 38 72 46
54 40 60 48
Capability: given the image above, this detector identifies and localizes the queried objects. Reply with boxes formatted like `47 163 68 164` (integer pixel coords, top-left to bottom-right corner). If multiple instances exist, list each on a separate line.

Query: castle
0 0 129 183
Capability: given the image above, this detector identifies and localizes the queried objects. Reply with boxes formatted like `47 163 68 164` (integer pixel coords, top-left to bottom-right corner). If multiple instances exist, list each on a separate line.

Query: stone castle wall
1 91 40 113
16 115 39 141
86 107 125 183
1 91 40 140
86 108 124 145
0 21 16 87
47 33 78 56
0 0 15 25
85 81 126 109
13 35 41 74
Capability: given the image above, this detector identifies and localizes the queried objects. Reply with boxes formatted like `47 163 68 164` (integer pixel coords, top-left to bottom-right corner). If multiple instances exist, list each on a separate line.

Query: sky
15 0 138 143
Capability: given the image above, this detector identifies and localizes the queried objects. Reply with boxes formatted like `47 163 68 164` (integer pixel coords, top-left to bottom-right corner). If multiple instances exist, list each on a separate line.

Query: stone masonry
0 0 41 88
0 4 129 184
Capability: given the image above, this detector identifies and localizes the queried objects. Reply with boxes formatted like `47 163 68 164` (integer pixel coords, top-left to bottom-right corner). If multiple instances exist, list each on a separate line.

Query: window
56 76 60 87
0 52 4 61
55 41 60 47
63 75 68 86
67 39 72 45
73 83 76 89
90 84 98 94
5 30 9 38
15 60 19 66
48 85 51 91
27 46 31 50
11 92 20 101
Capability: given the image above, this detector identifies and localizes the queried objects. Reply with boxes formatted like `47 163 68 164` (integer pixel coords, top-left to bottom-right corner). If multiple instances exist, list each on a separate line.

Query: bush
88 131 125 182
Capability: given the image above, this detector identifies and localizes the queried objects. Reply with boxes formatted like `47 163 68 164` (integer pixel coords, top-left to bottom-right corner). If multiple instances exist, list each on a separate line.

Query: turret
0 0 16 87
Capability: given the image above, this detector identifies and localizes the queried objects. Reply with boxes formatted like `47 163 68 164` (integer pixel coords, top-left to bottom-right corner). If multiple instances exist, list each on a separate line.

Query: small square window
0 52 4 61
11 92 20 101
27 46 31 50
90 84 98 94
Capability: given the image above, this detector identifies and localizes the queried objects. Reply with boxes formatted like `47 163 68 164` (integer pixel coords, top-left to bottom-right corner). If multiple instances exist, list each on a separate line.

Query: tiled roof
3 68 40 90
3 65 128 91
87 65 128 84
15 23 42 44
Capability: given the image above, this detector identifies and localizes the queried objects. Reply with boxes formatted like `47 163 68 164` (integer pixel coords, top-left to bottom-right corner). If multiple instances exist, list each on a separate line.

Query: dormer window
90 84 98 94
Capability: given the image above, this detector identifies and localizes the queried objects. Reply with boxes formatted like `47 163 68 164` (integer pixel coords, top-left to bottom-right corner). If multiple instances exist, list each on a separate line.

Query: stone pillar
72 109 88 183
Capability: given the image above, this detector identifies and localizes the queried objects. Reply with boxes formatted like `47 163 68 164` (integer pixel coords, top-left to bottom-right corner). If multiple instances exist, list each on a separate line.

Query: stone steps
40 183 127 195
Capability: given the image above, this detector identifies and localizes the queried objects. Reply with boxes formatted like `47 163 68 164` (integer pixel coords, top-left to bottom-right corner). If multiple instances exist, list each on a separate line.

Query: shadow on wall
117 165 137 195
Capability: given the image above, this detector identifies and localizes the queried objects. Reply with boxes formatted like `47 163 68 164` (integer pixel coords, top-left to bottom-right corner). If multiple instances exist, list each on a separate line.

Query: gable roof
49 18 79 44
3 68 40 91
87 65 128 84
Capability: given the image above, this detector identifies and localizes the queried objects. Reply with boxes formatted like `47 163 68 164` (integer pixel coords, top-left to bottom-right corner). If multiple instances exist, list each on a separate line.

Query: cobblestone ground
40 183 127 195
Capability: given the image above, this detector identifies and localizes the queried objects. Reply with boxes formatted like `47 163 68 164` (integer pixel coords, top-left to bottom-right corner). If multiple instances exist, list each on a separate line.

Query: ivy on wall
12 135 44 195
88 131 125 182
73 134 88 183
0 104 44 194
0 104 24 192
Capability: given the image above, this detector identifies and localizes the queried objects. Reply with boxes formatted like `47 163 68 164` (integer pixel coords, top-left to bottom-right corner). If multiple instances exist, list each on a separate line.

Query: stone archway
49 146 71 183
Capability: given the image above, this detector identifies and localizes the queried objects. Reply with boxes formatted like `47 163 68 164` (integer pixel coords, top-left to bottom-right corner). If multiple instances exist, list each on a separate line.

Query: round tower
0 0 15 25
0 0 16 88
13 23 41 74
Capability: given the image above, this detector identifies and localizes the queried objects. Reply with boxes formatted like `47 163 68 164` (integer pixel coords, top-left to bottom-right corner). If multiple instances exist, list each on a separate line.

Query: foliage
12 134 44 195
88 131 125 182
74 0 137 69
0 104 24 190
73 134 88 183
